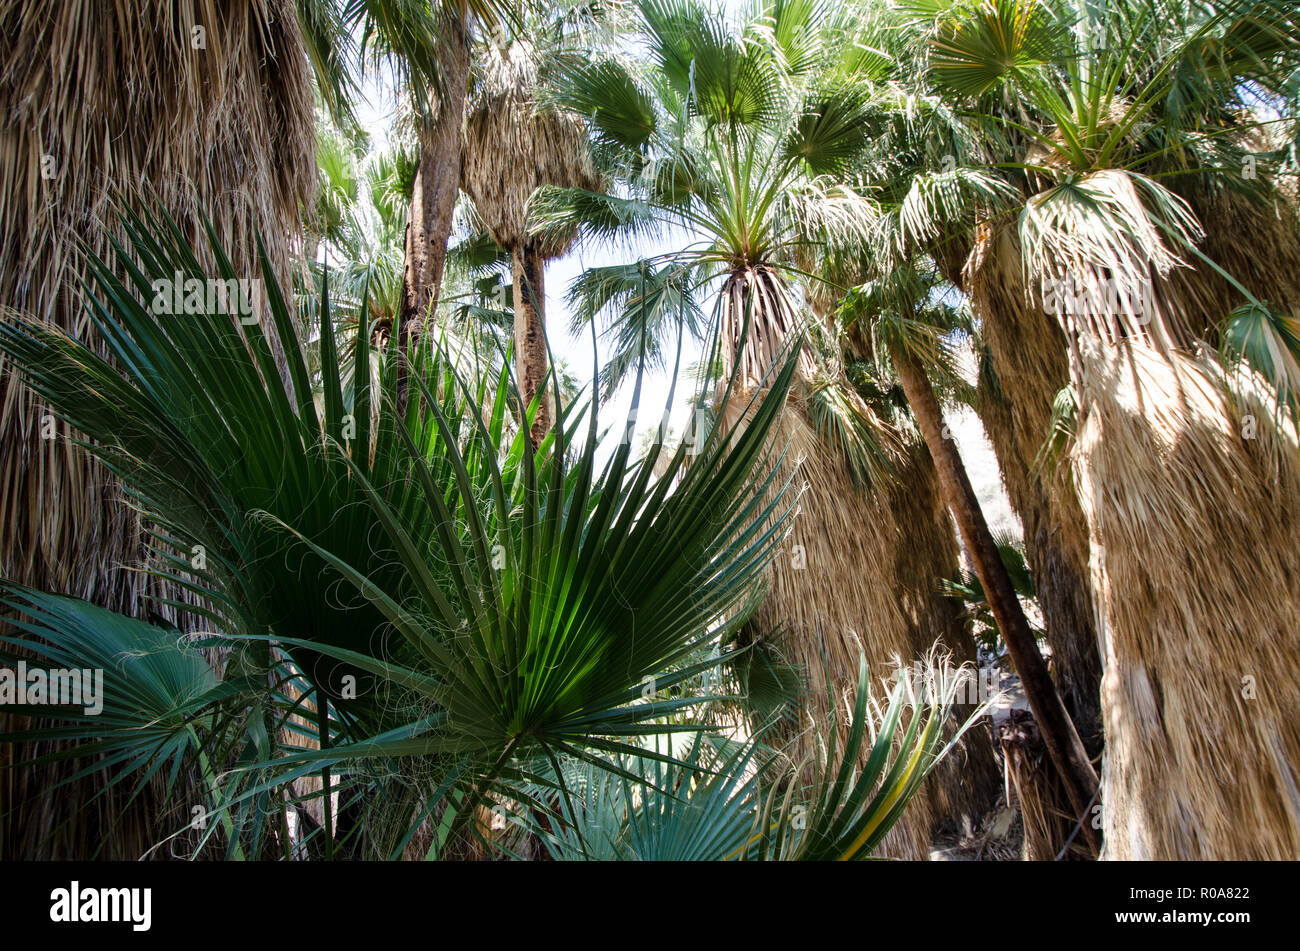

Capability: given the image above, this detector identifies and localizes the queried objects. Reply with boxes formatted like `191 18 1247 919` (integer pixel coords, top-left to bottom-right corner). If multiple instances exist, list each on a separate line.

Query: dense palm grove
0 0 1297 861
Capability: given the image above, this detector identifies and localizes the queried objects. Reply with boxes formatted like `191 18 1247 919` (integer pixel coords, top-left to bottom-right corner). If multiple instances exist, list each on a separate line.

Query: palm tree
0 0 318 612
396 10 471 341
460 15 605 444
893 0 1300 858
0 0 324 859
966 306 1102 734
0 0 516 860
843 267 1100 851
539 0 1000 855
383 0 519 411
818 0 1106 735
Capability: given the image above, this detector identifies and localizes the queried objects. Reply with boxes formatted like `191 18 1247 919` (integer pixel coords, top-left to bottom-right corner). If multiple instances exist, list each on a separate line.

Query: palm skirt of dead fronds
998 709 1092 860
0 0 314 858
729 387 1000 859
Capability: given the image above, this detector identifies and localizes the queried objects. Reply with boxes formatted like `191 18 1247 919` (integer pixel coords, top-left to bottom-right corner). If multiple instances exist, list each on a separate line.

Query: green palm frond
1032 381 1078 477
749 0 838 79
567 259 705 398
926 0 1070 99
0 203 804 857
803 373 900 489
533 735 765 861
530 186 665 248
552 58 660 153
781 83 876 175
1221 301 1300 426
297 0 362 131
0 588 230 786
756 652 996 860
939 536 1040 657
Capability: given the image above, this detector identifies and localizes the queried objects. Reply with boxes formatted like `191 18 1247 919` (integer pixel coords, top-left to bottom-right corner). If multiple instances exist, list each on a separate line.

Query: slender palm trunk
511 241 551 444
724 273 998 855
888 442 1002 831
893 348 1100 850
398 17 471 412
975 372 1102 733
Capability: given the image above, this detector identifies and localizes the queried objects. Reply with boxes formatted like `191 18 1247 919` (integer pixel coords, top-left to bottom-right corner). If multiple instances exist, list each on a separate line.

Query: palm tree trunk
397 17 471 413
1069 341 1300 859
511 241 551 445
893 348 1100 850
993 182 1300 858
0 0 314 858
887 442 1002 831
975 375 1102 734
969 225 1103 735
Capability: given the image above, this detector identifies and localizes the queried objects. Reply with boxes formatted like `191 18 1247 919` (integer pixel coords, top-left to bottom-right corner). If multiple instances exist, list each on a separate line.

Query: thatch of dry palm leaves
968 187 1300 858
1075 340 1300 859
889 0 1300 857
0 0 314 859
1017 168 1300 858
731 390 999 860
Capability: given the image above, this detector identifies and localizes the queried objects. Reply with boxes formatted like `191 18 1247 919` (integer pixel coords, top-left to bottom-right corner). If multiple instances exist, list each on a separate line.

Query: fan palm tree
460 13 606 444
0 0 318 622
891 0 1300 858
537 0 1000 854
386 0 520 396
0 0 326 859
807 0 1105 736
841 266 1100 851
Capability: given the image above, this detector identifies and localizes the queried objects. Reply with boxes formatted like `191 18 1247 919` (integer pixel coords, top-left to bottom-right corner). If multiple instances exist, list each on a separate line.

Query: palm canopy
302 0 524 127
532 0 920 491
795 0 1300 441
534 0 884 384
868 0 1300 322
858 0 1300 861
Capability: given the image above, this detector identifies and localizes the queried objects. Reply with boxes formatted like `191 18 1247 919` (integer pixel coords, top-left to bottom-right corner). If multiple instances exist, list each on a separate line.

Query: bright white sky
545 231 705 455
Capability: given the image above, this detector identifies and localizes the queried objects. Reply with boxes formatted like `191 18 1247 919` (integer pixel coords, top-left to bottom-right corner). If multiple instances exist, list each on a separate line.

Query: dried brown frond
723 385 999 859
